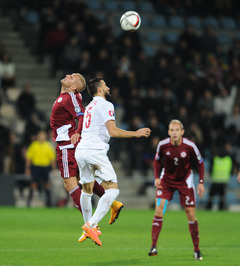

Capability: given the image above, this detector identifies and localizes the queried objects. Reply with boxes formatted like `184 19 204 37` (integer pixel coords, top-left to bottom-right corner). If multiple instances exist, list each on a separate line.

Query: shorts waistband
58 144 74 150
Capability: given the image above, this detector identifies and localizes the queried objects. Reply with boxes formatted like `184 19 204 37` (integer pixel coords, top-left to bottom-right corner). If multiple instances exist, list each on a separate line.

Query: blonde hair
169 119 184 129
76 73 86 91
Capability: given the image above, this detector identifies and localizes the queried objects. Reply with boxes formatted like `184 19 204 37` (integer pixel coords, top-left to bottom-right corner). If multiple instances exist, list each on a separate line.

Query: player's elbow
108 130 118 138
106 120 118 137
108 126 121 137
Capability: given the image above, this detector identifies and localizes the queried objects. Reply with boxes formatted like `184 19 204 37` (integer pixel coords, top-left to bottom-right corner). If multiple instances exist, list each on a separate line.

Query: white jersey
76 96 115 152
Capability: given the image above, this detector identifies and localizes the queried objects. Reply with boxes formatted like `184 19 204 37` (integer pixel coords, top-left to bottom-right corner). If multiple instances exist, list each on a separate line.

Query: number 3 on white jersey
85 107 92 128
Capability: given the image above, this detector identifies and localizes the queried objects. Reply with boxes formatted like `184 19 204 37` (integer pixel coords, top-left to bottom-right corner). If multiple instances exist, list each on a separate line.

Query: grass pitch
0 207 239 266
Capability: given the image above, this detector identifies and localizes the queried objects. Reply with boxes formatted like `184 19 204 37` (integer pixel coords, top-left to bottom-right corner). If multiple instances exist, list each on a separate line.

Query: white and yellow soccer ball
120 11 141 31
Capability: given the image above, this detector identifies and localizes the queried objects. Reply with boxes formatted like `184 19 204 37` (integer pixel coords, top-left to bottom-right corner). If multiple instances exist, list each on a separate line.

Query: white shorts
75 148 117 185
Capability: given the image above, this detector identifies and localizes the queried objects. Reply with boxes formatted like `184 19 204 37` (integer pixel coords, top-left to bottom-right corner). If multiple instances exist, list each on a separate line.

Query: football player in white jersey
75 77 151 246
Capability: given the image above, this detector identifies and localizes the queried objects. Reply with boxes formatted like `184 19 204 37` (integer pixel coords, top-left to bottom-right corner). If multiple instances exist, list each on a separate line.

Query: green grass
0 207 239 266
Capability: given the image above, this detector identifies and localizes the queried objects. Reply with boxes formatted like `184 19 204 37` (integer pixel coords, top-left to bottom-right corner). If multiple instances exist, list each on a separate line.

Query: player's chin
105 93 112 100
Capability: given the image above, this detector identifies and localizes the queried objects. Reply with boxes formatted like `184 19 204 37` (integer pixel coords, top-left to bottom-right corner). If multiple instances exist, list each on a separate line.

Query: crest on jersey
181 151 187 158
58 97 62 102
166 151 170 156
157 190 162 196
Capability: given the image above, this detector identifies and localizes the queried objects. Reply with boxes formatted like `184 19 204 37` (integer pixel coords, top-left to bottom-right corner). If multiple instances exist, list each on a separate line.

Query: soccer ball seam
121 14 139 27
120 11 141 31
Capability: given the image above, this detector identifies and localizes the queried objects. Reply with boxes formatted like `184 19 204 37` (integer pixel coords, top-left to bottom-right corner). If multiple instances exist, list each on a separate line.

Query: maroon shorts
155 180 196 207
56 146 78 178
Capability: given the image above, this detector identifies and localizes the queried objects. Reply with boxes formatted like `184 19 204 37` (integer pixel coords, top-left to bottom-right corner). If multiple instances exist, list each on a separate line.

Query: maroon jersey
50 92 84 147
154 137 204 185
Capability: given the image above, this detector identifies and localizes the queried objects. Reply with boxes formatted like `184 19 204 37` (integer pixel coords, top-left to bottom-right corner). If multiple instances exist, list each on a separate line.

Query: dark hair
87 77 103 97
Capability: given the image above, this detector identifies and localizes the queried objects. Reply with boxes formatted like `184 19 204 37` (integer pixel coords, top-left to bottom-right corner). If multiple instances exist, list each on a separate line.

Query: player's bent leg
93 180 123 224
99 181 124 225
64 177 82 212
89 188 120 228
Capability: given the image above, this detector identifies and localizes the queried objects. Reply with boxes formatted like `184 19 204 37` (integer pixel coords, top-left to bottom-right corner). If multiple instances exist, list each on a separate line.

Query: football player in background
50 73 123 241
148 119 204 260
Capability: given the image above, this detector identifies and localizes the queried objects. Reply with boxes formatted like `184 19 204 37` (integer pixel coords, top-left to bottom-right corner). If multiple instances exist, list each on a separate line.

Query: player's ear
181 129 185 135
97 86 102 94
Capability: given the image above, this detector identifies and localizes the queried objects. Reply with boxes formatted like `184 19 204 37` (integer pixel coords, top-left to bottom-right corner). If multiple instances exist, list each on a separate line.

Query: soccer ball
120 11 141 31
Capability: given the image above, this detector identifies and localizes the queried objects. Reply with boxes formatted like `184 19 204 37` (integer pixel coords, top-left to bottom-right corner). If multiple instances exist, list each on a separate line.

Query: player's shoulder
54 93 66 103
182 137 197 147
58 92 81 102
105 100 114 108
98 98 114 109
182 138 200 153
68 92 81 101
54 92 72 104
64 92 84 110
159 137 171 146
157 137 170 150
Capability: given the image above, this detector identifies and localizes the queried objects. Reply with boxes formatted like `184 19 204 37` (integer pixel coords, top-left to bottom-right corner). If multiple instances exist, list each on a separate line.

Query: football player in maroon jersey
148 119 204 260
50 73 124 239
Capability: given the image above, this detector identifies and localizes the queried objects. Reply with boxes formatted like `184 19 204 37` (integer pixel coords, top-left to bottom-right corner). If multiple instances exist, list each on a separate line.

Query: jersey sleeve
198 161 204 184
75 94 85 135
101 101 115 123
76 114 84 135
154 141 162 179
191 142 204 183
191 142 204 165
65 93 84 135
66 92 84 119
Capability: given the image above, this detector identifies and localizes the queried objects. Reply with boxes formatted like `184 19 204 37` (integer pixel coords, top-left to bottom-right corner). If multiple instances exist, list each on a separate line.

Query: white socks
80 191 93 223
89 188 119 228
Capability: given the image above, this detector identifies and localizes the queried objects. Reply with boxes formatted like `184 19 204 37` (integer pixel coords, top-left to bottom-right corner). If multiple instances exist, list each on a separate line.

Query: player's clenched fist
136 128 151 138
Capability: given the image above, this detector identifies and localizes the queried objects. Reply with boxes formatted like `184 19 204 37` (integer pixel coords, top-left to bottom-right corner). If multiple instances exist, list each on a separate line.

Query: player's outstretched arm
106 120 151 138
